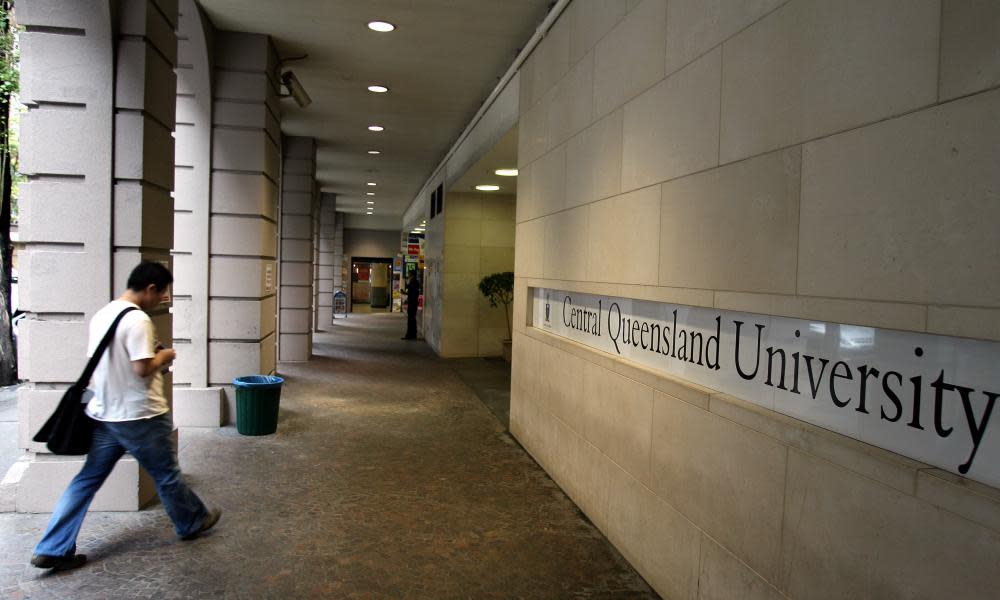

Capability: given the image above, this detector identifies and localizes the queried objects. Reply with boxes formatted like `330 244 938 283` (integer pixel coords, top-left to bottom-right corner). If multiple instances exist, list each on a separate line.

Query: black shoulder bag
33 307 138 455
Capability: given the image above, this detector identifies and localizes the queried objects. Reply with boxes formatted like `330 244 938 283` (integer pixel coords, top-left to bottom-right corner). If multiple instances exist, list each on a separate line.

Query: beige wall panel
664 0 785 78
442 273 481 302
659 147 800 294
440 326 479 357
720 0 939 163
480 246 515 274
442 245 481 274
210 216 277 257
522 11 571 110
444 218 482 247
798 89 1000 306
209 339 270 384
515 162 533 223
714 291 927 334
481 196 516 222
480 221 515 248
581 366 654 485
209 297 276 340
281 239 312 262
211 172 278 219
529 144 567 220
279 262 312 286
551 418 615 533
209 257 272 298
621 48 721 192
518 92 551 167
282 286 312 309
18 321 86 383
607 464 702 600
593 0 668 119
927 306 1000 343
588 186 660 286
514 220 545 279
537 342 586 436
915 469 1000 535
566 109 623 207
651 392 787 582
543 207 589 281
446 194 482 220
781 450 1000 600
939 0 1000 101
279 305 312 333
567 0 628 66
548 51 594 149
278 333 310 362
697 535 785 600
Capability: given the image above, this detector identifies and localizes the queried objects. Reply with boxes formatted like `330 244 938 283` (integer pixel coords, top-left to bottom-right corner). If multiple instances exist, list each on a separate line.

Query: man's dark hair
127 261 173 292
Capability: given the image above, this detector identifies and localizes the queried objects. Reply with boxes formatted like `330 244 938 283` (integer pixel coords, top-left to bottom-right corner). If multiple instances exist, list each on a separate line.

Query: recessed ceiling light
367 21 395 32
475 184 500 191
368 125 384 132
368 85 389 93
495 168 518 177
367 201 375 205
368 150 381 155
366 192 375 196
367 182 376 186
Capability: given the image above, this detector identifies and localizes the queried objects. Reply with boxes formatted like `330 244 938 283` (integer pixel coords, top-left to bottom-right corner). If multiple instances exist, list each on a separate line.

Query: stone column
278 136 316 361
10 0 177 512
171 0 223 426
209 32 280 419
315 194 337 330
333 213 345 296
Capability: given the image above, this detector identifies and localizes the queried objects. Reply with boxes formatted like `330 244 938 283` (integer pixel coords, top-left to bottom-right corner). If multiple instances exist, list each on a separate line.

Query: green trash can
233 375 284 435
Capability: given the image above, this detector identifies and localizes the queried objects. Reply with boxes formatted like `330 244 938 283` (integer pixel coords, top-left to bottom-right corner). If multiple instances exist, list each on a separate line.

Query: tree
0 0 18 384
478 271 514 341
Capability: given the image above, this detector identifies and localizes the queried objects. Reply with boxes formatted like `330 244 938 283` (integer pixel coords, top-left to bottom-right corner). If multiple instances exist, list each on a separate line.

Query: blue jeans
34 414 207 556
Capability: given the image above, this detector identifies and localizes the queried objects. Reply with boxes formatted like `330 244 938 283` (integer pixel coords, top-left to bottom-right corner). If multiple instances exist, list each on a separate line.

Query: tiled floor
0 313 656 599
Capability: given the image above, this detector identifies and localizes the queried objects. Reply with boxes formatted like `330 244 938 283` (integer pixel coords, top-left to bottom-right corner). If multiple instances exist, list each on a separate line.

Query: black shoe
31 553 88 571
181 507 222 541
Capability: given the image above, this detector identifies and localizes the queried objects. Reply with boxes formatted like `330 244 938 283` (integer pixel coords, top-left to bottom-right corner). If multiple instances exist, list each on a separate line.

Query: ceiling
198 0 549 227
449 125 519 195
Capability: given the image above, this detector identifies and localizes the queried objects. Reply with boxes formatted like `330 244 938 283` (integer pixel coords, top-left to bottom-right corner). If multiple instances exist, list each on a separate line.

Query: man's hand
132 347 176 378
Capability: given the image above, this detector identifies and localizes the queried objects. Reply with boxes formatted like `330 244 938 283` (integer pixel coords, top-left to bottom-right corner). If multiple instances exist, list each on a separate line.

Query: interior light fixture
475 184 500 191
368 150 381 155
495 168 518 177
366 192 375 196
367 182 376 186
367 21 395 32
367 201 375 205
368 125 384 132
367 85 389 93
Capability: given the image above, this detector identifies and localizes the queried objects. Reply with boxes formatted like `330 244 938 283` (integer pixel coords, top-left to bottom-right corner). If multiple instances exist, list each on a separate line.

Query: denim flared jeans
34 414 207 556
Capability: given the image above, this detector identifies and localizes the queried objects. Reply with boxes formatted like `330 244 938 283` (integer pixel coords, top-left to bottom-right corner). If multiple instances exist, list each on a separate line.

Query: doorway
351 257 393 313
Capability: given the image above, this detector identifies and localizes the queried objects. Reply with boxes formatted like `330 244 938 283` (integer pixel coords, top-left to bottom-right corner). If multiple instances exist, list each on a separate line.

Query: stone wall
439 193 515 357
278 136 317 361
511 1 1000 598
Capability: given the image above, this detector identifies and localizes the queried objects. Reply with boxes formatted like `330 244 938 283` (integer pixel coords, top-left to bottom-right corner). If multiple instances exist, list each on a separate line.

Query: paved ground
0 312 655 599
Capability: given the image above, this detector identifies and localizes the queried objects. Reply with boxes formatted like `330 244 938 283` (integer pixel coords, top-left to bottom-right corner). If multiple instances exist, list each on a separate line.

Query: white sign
532 288 1000 488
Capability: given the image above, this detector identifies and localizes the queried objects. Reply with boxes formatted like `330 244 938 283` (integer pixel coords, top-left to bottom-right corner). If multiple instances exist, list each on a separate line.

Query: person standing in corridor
401 270 421 340
31 262 220 571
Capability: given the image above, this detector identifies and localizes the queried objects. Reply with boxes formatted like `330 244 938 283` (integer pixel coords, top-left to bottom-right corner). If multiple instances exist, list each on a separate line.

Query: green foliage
478 271 514 309
0 4 16 99
478 271 514 340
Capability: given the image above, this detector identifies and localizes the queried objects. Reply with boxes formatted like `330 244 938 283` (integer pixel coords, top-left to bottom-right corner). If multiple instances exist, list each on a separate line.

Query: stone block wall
439 192 515 357
13 0 179 511
315 194 336 330
511 1 1000 598
209 32 280 395
278 136 316 361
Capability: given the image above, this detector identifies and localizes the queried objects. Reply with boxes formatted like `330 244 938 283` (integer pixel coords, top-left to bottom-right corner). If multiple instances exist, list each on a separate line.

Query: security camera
280 71 311 108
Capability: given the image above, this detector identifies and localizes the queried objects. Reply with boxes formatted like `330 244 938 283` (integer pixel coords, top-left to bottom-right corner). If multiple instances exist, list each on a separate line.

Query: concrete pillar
209 32 280 419
333 213 345 296
315 194 336 330
278 136 316 362
10 0 178 512
171 0 224 426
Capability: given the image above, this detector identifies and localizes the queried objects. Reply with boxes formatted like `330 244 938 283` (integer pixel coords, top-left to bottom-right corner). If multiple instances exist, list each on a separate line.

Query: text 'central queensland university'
531 288 1000 488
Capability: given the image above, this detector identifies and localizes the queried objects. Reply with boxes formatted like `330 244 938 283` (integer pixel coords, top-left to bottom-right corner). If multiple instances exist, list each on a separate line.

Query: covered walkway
0 314 653 598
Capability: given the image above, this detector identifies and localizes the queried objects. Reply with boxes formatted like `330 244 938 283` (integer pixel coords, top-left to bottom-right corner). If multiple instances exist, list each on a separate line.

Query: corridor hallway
0 313 655 598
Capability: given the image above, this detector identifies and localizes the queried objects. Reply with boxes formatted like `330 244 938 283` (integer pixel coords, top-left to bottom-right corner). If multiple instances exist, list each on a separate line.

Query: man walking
31 262 220 571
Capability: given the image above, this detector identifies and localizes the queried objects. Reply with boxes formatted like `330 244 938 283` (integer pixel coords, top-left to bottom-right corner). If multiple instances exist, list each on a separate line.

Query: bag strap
74 306 139 388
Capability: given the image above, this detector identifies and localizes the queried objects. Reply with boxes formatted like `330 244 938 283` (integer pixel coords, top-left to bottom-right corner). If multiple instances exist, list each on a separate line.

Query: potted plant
478 271 514 362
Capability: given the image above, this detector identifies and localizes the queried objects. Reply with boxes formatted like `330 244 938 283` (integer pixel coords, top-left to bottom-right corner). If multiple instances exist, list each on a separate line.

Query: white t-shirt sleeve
125 318 156 361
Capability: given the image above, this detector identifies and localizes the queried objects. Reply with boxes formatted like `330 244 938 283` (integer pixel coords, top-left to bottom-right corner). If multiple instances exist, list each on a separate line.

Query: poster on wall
532 288 1000 488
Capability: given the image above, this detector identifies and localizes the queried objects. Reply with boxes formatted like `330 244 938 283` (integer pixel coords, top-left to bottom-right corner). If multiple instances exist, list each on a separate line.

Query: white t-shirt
84 300 168 422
